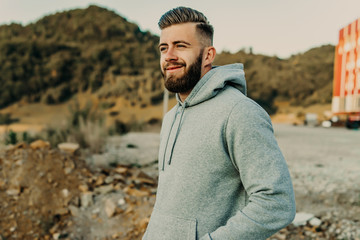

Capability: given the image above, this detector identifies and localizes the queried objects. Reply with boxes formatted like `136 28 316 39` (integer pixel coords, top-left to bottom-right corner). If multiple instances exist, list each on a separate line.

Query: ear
203 46 216 67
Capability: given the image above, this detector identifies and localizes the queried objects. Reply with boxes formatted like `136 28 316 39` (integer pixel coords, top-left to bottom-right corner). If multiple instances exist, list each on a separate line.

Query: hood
179 63 246 107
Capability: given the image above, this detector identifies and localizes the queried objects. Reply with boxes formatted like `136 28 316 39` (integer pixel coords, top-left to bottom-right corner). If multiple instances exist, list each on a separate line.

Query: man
143 7 296 240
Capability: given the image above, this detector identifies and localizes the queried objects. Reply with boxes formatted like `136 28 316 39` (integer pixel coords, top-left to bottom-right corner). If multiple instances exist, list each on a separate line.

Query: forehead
160 22 199 44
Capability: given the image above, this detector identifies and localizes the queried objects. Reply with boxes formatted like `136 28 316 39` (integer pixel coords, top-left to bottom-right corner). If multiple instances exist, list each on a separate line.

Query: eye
177 44 186 48
159 46 167 52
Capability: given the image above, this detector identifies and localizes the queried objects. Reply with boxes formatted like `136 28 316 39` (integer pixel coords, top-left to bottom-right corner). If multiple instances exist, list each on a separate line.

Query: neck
178 90 192 102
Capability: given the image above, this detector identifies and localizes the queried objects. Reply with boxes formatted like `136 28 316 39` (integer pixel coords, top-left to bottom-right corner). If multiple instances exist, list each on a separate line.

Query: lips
166 66 182 70
164 63 185 72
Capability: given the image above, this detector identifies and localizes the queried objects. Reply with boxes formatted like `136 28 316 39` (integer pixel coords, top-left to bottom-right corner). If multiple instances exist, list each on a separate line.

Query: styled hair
158 7 214 46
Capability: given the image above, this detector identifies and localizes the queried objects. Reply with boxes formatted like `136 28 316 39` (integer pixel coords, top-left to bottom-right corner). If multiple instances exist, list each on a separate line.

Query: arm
201 99 296 240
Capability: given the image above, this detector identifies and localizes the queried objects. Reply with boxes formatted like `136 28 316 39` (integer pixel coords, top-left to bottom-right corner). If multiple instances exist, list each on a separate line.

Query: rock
92 208 100 214
68 205 80 217
124 186 149 197
78 184 89 192
52 233 60 240
57 143 80 155
275 233 286 240
94 185 114 195
115 166 128 174
80 192 93 208
6 187 21 196
104 176 114 184
64 167 73 175
292 212 314 227
30 140 50 150
309 217 322 226
104 199 116 218
14 142 27 149
61 189 69 198
95 174 105 186
118 198 126 206
54 208 69 215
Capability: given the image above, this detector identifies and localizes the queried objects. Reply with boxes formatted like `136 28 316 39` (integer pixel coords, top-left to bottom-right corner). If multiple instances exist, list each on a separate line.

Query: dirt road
273 124 360 221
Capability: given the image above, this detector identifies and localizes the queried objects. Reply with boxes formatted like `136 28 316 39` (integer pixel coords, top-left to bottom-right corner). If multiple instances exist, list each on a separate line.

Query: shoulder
221 89 273 131
217 86 271 122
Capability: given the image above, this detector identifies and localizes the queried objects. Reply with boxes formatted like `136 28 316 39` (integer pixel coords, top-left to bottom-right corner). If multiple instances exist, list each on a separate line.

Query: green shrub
5 130 17 145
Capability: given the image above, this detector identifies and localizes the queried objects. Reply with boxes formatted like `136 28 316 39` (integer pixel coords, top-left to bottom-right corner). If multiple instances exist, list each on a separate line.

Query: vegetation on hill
0 5 161 108
214 45 334 114
0 5 335 115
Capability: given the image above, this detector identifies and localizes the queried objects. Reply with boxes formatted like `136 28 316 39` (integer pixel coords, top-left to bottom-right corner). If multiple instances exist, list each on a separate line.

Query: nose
164 47 178 62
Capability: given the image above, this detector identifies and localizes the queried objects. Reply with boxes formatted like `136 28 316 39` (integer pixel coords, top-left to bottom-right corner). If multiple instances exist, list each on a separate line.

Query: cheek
160 54 166 64
160 57 165 69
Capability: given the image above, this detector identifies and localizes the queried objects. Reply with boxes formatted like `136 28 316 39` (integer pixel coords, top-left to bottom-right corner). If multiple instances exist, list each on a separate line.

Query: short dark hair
158 7 214 46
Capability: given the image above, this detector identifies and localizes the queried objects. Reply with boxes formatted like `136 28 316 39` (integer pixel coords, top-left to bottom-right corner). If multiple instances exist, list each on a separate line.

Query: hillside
0 5 162 109
0 5 335 126
214 45 334 114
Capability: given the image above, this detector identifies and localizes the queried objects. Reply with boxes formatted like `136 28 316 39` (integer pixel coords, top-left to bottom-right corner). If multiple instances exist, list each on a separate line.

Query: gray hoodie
143 63 296 240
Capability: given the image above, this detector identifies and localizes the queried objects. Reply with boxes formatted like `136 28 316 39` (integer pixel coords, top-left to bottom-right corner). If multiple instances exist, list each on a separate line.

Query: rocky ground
0 124 359 239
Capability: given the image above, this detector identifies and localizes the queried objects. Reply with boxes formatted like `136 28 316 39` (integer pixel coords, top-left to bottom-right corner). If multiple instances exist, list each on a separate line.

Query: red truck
332 17 360 129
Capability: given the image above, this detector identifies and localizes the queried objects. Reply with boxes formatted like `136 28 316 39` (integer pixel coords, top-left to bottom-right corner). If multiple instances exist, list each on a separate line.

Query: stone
78 184 89 192
292 212 314 227
104 199 116 218
95 174 105 186
6 187 20 196
94 185 114 195
68 205 80 217
64 167 73 175
80 192 93 208
92 208 100 214
14 142 27 149
309 217 322 226
55 208 69 215
57 143 80 155
118 198 126 206
105 176 114 184
115 167 128 174
52 233 60 240
61 189 69 198
30 140 50 150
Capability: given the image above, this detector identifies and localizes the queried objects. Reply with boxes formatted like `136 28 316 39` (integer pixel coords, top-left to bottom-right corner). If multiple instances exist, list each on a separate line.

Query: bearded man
143 7 296 240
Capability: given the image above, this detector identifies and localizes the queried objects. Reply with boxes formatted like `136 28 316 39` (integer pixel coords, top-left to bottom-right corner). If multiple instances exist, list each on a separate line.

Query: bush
5 130 17 145
66 100 107 153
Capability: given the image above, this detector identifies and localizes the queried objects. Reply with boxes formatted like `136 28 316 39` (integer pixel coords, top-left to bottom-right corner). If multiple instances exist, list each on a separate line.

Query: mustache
164 62 186 70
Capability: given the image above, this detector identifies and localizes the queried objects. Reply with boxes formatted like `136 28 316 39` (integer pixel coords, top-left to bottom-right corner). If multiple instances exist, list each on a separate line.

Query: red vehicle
332 17 360 129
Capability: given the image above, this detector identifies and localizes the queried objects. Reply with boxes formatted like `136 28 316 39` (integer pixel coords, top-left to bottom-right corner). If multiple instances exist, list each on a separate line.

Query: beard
161 50 203 93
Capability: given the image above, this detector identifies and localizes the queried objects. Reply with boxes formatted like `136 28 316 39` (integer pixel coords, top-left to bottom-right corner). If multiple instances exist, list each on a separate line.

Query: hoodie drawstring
161 103 186 171
168 104 186 165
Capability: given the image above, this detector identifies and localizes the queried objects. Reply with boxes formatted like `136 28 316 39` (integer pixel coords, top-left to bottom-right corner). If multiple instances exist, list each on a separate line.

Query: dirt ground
274 124 360 219
1 117 360 239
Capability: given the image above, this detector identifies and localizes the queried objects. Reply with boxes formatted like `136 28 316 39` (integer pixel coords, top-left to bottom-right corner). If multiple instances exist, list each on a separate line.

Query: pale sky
0 0 359 58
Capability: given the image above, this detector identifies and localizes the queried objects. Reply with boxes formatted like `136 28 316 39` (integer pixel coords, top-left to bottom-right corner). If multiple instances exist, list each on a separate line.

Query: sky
0 0 359 59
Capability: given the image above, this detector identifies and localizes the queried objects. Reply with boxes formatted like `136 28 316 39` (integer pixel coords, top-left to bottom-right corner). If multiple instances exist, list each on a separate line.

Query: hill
0 5 161 109
214 44 334 114
0 5 335 125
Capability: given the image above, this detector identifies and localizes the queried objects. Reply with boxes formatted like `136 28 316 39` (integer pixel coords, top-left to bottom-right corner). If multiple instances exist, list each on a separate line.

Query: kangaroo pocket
144 209 197 240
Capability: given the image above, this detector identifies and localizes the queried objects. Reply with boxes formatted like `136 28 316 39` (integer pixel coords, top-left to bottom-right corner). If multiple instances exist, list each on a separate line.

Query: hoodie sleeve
201 99 296 240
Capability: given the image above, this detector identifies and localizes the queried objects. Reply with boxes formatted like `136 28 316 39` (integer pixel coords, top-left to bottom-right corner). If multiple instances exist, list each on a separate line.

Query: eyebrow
158 40 192 49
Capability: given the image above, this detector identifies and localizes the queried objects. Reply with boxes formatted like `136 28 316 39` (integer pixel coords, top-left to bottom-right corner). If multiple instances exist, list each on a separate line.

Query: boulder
58 143 80 155
30 140 50 150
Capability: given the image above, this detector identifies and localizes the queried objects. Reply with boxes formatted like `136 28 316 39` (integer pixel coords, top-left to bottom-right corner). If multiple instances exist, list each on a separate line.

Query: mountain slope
0 5 335 116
